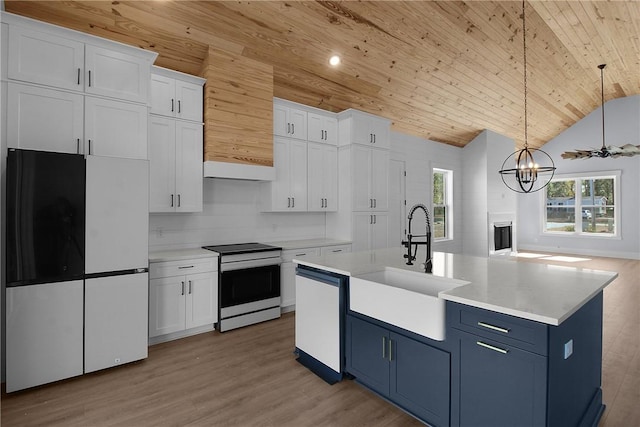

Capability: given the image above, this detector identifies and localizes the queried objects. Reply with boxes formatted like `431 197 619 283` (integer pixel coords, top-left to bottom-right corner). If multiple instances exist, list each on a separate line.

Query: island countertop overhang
293 247 618 326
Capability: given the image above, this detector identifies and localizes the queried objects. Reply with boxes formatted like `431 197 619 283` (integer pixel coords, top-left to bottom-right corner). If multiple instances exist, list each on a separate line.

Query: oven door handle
220 257 282 272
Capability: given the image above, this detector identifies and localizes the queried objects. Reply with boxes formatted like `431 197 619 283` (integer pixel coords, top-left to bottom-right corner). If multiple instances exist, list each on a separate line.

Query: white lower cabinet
149 257 218 342
281 244 351 309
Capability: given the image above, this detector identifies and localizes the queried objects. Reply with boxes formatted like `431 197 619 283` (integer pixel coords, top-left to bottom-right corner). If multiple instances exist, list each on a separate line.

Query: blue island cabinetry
346 314 450 427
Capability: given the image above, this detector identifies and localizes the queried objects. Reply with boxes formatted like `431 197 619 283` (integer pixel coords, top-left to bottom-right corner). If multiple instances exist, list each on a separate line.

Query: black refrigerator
5 149 150 392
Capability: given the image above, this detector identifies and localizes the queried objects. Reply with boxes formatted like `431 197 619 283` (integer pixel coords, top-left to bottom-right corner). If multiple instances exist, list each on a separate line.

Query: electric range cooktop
202 242 281 256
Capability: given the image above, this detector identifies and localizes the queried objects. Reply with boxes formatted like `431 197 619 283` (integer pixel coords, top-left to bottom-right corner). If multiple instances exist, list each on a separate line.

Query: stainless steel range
203 243 282 332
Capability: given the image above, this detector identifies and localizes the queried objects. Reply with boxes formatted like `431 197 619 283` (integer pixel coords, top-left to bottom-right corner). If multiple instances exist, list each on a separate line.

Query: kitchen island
293 247 617 427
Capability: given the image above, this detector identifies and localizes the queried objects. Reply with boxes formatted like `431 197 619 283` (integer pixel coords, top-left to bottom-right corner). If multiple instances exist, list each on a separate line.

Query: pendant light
561 64 640 159
499 0 555 193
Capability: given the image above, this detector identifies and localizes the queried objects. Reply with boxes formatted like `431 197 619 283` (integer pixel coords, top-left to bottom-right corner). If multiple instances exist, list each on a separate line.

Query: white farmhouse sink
350 267 469 341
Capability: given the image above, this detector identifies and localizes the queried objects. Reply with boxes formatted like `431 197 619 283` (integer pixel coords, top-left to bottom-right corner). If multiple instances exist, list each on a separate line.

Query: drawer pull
477 341 508 354
295 253 307 257
382 336 386 359
178 265 194 269
478 321 510 334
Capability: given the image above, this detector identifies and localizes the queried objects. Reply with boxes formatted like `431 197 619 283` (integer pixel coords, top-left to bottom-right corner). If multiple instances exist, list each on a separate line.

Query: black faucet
401 204 433 273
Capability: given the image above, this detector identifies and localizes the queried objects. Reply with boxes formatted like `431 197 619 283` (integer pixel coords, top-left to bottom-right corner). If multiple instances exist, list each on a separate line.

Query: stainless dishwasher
294 264 347 384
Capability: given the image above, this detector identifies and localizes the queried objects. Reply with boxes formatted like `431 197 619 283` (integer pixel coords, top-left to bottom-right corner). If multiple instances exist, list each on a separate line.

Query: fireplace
488 213 516 257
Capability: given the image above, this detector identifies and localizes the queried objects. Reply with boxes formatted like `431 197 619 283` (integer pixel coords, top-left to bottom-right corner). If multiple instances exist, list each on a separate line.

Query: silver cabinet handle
370 215 373 225
373 199 377 208
77 68 81 85
477 341 508 354
332 249 342 253
382 336 386 359
88 70 92 87
287 123 290 134
295 253 307 257
291 123 295 135
178 265 194 269
370 198 373 208
171 194 174 207
292 197 295 208
178 194 181 207
88 139 92 155
478 321 510 334
287 197 291 208
373 215 377 224
181 281 185 296
171 99 174 112
188 280 192 294
77 138 81 154
178 100 181 113
373 133 376 144
388 338 393 361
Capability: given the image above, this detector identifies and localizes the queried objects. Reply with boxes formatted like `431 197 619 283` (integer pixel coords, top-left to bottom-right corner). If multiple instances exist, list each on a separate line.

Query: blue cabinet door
346 316 390 396
458 330 547 427
390 332 450 427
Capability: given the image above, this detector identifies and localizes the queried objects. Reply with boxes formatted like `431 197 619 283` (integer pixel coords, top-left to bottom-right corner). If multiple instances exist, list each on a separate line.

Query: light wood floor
2 254 638 426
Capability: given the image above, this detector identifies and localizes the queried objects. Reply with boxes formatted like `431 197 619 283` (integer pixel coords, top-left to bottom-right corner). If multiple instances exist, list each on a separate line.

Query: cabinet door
270 136 291 210
458 330 547 427
289 139 308 211
84 45 149 103
7 82 84 154
371 213 389 250
323 116 338 145
307 142 324 211
85 96 148 159
307 113 325 144
8 25 84 91
84 273 148 373
352 115 374 146
346 316 390 396
185 272 217 329
175 80 203 122
352 144 372 211
322 145 338 211
371 148 389 211
273 103 290 137
149 277 186 337
149 73 176 117
149 116 177 212
370 117 390 149
288 108 307 140
352 213 373 253
175 121 203 212
390 332 450 427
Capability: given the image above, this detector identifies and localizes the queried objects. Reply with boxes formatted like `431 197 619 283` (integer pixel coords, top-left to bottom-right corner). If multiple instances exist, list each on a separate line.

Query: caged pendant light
499 0 555 194
561 64 640 159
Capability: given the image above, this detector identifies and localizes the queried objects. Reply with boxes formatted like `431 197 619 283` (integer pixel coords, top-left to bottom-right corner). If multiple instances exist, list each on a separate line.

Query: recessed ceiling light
329 55 341 66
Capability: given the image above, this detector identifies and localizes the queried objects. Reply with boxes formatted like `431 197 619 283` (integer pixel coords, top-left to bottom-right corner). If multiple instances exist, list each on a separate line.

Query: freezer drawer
6 280 84 392
84 273 149 373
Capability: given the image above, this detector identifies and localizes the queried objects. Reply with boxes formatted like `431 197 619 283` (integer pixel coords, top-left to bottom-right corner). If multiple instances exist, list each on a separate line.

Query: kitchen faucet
402 204 433 273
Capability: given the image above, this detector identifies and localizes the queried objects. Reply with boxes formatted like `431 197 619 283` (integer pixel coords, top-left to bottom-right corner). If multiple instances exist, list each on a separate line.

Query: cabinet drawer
447 302 548 355
283 248 321 263
320 244 351 256
150 257 216 279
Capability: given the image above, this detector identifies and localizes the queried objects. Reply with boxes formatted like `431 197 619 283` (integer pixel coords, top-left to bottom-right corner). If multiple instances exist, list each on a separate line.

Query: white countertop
267 238 351 251
149 248 218 263
294 247 618 326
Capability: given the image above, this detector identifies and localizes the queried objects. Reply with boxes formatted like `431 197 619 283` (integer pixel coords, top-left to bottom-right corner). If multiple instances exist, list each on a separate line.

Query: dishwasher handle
296 265 344 288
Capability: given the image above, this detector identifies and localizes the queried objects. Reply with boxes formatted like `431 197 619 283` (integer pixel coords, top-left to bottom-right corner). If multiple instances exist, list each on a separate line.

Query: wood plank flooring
2 254 638 426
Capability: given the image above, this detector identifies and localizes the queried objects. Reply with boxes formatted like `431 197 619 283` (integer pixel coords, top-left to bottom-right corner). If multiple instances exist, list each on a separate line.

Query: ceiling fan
561 64 640 160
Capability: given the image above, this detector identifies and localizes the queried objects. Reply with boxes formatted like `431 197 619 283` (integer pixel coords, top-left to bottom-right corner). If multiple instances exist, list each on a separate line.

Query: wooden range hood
200 46 275 180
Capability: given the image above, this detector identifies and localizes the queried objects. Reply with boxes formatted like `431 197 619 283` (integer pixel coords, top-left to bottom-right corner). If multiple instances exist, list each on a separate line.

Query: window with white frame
543 171 619 236
433 168 453 240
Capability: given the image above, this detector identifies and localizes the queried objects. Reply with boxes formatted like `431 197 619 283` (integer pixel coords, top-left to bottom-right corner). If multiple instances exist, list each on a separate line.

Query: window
433 168 453 240
543 171 619 237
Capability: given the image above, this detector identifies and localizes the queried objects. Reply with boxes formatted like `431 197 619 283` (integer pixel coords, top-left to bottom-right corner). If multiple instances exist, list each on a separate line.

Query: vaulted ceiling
5 1 639 149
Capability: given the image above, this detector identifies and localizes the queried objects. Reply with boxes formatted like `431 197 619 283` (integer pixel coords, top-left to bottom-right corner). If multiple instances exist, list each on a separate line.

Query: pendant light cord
522 0 529 150
599 64 606 151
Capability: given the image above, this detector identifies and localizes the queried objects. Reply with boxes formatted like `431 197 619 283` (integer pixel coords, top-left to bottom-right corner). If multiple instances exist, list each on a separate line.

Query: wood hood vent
200 46 275 180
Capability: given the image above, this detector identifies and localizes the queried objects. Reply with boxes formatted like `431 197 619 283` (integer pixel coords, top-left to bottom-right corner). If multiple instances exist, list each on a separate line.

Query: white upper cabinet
274 100 307 140
150 66 204 122
148 116 203 213
262 136 308 211
7 82 84 154
352 144 389 212
84 96 148 159
339 109 390 149
307 142 338 211
84 45 149 103
7 23 154 104
307 112 338 145
8 25 84 92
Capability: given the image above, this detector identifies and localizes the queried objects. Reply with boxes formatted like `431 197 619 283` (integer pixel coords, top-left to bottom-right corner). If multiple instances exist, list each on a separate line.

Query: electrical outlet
564 339 573 359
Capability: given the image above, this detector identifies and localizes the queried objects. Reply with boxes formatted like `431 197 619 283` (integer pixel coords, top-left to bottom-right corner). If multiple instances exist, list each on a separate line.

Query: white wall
149 178 327 251
390 131 463 254
518 95 640 259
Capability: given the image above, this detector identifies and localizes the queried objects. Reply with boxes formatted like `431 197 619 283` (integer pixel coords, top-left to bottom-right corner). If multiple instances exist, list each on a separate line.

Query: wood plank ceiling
5 1 639 149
